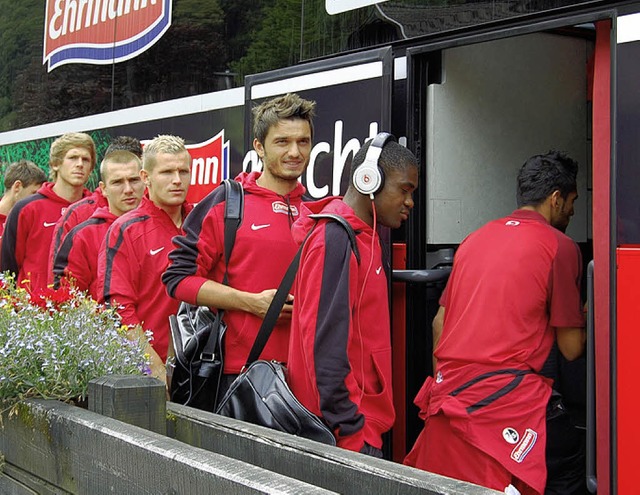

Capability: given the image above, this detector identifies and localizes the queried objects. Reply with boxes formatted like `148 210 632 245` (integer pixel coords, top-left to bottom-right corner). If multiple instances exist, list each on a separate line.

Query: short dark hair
350 138 419 182
516 151 578 207
105 135 143 158
252 93 316 144
3 159 47 190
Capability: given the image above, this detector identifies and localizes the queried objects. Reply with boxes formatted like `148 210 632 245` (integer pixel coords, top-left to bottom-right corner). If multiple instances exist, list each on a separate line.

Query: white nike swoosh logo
44 222 57 227
149 247 165 256
376 266 383 275
251 223 271 231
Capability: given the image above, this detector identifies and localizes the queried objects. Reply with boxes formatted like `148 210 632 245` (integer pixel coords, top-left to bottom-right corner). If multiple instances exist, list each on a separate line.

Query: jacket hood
291 197 370 245
235 171 306 202
37 182 92 204
91 206 119 221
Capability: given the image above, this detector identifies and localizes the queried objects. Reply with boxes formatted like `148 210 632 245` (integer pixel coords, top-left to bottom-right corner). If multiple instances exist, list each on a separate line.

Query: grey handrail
392 268 451 284
586 260 597 494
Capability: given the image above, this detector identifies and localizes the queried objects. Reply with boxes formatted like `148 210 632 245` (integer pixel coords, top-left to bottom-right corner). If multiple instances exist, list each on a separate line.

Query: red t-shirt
436 209 584 373
410 209 585 493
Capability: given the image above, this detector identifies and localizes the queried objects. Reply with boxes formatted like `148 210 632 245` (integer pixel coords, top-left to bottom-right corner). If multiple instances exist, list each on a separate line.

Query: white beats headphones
353 132 396 196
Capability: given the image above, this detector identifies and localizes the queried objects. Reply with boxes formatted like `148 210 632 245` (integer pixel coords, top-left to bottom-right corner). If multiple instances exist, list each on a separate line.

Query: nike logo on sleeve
150 247 165 255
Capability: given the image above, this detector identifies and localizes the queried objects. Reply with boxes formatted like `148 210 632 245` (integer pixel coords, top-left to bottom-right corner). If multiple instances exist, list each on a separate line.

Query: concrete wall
0 377 501 495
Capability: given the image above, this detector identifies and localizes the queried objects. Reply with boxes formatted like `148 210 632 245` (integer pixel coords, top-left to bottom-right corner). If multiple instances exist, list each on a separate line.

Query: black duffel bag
216 214 359 446
216 360 336 445
167 302 225 412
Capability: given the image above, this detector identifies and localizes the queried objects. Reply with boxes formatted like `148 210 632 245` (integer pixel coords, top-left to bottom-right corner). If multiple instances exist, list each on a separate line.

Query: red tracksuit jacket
286 197 395 452
52 206 117 299
97 197 192 361
0 182 91 291
163 171 305 373
47 188 108 284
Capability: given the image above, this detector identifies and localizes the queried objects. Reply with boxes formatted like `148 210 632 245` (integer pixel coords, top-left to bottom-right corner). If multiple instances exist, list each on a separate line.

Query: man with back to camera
0 159 47 242
97 135 193 382
286 133 419 456
163 92 316 400
48 135 143 280
52 150 145 299
1 132 96 291
404 151 586 495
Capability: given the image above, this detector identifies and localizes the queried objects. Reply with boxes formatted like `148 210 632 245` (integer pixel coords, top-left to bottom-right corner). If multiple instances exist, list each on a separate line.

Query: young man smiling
1 132 96 291
98 135 193 381
163 93 316 400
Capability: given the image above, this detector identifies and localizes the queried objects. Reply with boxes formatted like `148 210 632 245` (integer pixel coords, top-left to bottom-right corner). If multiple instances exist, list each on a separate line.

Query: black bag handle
200 179 244 362
244 213 360 367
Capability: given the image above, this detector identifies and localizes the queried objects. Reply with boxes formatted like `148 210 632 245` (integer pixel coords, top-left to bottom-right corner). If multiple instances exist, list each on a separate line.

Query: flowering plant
0 274 151 413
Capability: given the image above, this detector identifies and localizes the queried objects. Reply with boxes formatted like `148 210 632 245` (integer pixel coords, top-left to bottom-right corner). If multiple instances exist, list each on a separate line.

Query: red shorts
405 414 538 495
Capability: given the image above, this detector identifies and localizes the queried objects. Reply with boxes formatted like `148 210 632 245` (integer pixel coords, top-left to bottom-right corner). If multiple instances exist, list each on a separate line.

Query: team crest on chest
272 201 298 216
502 427 519 444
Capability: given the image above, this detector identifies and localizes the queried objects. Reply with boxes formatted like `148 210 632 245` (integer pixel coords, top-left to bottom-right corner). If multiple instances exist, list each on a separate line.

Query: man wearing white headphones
286 133 419 456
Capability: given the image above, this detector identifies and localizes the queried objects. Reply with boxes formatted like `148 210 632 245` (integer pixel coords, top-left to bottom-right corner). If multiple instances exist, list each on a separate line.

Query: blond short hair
142 135 190 172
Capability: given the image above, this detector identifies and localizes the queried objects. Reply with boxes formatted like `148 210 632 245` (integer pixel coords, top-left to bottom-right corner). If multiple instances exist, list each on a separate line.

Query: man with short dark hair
163 93 316 399
0 159 46 241
287 134 419 456
404 151 586 495
52 150 145 298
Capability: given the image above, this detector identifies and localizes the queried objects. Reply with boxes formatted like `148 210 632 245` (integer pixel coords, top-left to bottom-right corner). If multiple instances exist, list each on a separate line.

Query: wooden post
88 375 166 435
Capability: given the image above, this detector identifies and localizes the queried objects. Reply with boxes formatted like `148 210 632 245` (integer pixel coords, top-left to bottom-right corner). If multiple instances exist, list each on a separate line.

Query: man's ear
98 181 107 196
10 180 23 194
139 168 150 186
253 138 264 159
550 189 563 209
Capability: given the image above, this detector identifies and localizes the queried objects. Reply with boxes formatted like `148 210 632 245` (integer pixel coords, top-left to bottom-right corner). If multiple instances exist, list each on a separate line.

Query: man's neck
343 188 374 227
154 201 183 227
256 173 298 196
52 181 84 203
0 196 13 216
519 204 551 224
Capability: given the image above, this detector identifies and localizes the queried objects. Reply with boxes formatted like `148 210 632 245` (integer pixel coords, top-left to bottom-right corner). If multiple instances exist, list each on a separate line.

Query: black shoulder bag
216 213 360 445
167 179 244 412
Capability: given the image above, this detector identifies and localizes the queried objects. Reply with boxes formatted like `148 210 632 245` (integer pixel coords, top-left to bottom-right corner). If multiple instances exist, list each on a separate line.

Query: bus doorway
397 22 597 492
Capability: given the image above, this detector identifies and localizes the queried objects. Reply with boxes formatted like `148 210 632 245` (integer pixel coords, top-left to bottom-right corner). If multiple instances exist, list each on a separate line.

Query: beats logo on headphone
353 132 397 196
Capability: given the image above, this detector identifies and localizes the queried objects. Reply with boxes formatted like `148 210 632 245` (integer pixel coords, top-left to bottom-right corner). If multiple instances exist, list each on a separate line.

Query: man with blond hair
1 132 96 290
98 135 193 381
52 150 145 298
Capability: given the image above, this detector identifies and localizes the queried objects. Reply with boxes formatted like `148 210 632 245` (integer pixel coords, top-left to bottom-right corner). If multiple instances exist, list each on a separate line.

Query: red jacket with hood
53 206 118 299
286 197 395 452
0 182 91 290
97 197 192 362
47 188 108 284
163 172 305 373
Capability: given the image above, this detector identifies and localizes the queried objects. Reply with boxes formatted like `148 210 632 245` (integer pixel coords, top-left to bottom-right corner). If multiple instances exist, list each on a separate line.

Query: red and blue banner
43 0 172 72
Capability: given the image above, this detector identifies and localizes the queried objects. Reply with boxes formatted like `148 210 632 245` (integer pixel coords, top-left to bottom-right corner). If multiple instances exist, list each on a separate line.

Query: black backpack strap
200 179 243 364
222 179 244 285
308 213 360 264
244 213 359 367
